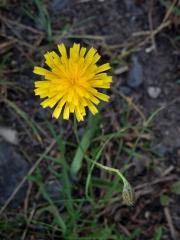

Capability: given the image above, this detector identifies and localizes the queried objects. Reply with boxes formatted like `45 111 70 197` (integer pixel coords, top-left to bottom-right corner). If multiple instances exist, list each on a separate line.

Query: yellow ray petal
85 47 97 61
58 43 67 58
95 63 111 74
35 81 50 88
69 103 75 113
33 66 51 76
34 88 48 96
44 52 56 69
94 91 109 102
70 43 80 60
52 96 67 119
94 73 112 82
75 106 84 121
41 92 65 108
86 100 98 115
63 103 70 120
67 89 74 102
88 95 100 105
92 53 101 64
80 47 87 57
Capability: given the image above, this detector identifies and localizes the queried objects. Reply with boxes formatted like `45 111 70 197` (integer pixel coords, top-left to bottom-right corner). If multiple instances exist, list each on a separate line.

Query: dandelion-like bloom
33 43 112 121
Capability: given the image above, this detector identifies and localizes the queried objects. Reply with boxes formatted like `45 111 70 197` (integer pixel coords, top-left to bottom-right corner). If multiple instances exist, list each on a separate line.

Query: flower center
70 77 76 85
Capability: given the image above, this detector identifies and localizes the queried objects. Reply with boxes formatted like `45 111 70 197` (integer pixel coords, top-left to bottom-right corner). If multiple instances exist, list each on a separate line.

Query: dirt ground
0 0 180 239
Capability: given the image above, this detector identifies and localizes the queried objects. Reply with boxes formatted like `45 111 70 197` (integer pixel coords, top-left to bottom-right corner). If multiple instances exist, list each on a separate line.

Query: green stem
73 115 80 144
88 159 128 185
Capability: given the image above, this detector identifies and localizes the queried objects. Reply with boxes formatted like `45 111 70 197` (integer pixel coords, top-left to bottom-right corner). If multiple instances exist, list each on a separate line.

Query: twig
0 40 16 54
162 0 178 23
162 165 175 176
133 20 171 38
21 205 37 240
23 182 33 218
0 14 44 34
0 33 35 50
113 88 145 121
134 175 178 190
148 0 156 51
164 207 178 240
118 223 131 236
138 20 171 48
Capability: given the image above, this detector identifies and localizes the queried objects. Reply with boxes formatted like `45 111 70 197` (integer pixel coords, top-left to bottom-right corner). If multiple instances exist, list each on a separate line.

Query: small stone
151 143 168 157
133 156 149 175
147 86 161 99
145 211 150 219
46 177 75 206
121 86 132 96
0 141 29 207
127 55 143 88
35 107 51 121
0 127 18 145
49 0 69 13
46 180 63 202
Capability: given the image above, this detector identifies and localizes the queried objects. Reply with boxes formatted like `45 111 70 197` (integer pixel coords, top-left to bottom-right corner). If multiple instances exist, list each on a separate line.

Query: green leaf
160 194 169 206
70 114 100 176
171 181 180 195
35 205 66 234
152 226 163 240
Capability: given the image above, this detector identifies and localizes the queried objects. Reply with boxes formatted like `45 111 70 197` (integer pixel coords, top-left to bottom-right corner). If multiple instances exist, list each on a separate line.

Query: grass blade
70 114 100 177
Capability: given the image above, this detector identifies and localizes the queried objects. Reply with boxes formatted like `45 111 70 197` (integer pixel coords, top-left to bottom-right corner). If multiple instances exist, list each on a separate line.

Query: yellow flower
33 43 112 121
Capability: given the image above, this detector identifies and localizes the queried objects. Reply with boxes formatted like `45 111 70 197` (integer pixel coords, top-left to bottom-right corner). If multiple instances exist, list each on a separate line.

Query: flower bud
122 182 135 206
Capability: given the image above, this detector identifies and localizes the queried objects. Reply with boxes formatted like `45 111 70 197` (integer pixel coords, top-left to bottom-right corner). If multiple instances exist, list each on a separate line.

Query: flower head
33 43 112 121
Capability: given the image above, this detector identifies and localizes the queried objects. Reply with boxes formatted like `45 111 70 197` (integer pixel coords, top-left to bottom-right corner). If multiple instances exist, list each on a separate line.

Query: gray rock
147 86 161 99
0 141 29 207
127 55 143 88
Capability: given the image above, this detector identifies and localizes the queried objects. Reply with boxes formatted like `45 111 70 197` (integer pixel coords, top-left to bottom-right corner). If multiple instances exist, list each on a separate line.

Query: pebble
151 143 168 157
35 107 51 121
147 86 161 99
0 127 18 145
120 86 132 96
46 180 64 202
127 55 143 88
0 141 29 207
46 177 75 206
133 156 149 175
49 0 69 13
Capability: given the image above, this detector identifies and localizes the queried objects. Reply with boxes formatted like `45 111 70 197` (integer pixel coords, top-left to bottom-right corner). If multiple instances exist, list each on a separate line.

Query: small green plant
34 0 52 41
152 226 163 240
